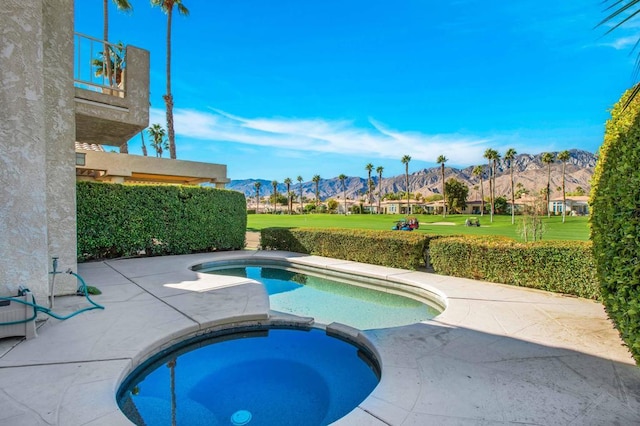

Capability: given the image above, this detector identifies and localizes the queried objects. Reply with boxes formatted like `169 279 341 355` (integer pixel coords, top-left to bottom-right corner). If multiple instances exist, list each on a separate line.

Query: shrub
591 87 640 362
429 236 599 299
260 228 438 270
77 182 246 261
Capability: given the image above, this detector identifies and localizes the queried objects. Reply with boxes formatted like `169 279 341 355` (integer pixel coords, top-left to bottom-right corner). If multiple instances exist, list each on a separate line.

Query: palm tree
297 175 303 214
271 180 278 214
504 148 517 224
365 163 374 212
541 152 555 217
338 174 347 215
151 0 189 160
401 155 411 215
376 166 384 214
283 177 292 214
102 0 132 87
312 175 321 208
484 148 499 222
92 41 126 87
472 165 485 216
557 150 571 223
254 181 262 213
437 155 448 217
147 123 167 158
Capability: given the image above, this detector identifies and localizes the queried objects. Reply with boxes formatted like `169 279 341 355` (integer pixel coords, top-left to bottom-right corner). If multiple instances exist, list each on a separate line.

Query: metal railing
74 32 126 97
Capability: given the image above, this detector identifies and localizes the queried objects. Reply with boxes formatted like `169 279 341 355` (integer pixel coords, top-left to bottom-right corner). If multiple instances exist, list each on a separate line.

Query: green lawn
247 213 590 241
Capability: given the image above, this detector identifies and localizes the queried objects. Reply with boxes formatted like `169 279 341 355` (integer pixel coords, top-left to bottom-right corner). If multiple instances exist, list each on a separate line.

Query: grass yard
247 213 590 241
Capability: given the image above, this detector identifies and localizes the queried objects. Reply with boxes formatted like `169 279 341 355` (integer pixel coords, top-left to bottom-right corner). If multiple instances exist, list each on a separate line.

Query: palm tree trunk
377 173 382 214
405 168 410 215
547 164 551 218
103 0 113 88
492 160 497 221
510 167 515 225
480 176 484 216
562 162 566 223
165 8 177 159
489 161 493 223
441 165 446 218
343 185 347 215
140 131 148 156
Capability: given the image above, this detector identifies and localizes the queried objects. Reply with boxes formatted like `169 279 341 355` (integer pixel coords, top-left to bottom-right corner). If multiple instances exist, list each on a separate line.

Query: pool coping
0 250 639 425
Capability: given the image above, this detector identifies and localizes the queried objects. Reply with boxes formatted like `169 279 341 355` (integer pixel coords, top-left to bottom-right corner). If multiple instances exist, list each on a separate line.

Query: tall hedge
591 88 640 362
261 228 437 270
77 182 246 261
429 236 599 299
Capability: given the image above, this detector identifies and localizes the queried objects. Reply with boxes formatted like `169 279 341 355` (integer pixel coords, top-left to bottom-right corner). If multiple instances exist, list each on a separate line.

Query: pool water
208 266 439 329
118 328 380 426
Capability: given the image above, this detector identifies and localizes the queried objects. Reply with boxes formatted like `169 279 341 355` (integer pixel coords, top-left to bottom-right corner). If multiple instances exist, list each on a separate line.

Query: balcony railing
74 32 126 97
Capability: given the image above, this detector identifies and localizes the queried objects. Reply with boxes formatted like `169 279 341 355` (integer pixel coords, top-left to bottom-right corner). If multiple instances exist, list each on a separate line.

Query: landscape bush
260 227 438 270
590 87 640 362
262 228 599 299
429 236 599 299
77 182 246 261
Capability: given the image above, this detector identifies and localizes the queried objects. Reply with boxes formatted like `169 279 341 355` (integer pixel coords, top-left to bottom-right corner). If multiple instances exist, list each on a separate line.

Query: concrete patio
0 250 639 425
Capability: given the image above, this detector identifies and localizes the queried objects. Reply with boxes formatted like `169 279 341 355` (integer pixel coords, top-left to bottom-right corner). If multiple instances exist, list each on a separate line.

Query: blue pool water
208 266 439 330
118 327 380 426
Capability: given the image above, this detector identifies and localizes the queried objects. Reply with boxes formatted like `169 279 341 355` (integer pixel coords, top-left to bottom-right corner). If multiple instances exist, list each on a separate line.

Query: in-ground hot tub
117 325 380 426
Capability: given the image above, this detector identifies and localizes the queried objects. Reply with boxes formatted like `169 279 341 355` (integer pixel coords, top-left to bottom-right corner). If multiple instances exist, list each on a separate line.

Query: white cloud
599 34 640 50
150 107 501 166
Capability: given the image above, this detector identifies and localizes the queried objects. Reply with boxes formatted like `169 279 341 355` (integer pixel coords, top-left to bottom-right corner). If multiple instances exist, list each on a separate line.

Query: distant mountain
227 149 597 201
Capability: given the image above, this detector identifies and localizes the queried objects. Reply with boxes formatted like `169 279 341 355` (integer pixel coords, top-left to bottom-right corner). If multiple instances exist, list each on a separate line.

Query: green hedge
261 228 599 299
429 236 599 299
591 87 640 362
260 227 438 270
77 182 246 261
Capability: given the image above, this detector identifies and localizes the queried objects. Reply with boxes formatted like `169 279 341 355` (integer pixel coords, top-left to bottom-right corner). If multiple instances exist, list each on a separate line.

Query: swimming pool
117 326 380 426
203 265 440 330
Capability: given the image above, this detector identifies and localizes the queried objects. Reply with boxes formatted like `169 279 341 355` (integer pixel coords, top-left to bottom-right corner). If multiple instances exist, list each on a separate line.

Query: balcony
74 33 149 147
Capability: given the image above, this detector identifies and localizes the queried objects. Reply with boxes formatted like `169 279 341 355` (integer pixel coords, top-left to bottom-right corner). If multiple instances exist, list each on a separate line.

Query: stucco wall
0 1 76 299
44 0 77 295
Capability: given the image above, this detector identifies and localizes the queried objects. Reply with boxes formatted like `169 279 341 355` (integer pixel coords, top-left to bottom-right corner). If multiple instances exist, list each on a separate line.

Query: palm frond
598 0 640 34
599 1 640 107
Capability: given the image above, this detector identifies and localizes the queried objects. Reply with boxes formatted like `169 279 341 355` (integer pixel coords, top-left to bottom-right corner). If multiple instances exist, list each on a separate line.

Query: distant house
549 195 590 216
380 200 424 215
423 199 483 215
332 197 358 214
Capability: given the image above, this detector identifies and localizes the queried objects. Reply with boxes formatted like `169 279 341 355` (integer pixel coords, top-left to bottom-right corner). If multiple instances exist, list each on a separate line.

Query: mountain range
227 149 597 201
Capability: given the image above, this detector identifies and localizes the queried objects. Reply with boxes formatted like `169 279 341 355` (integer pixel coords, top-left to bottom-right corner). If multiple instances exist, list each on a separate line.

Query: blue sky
75 1 639 180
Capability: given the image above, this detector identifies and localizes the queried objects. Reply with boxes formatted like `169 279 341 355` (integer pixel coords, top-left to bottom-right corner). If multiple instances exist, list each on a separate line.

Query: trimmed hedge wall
260 227 438 270
262 228 599 299
77 182 246 261
429 236 598 299
591 88 640 362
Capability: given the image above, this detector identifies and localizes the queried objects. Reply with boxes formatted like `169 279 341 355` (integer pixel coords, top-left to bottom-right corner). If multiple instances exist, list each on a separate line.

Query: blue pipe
0 270 104 325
